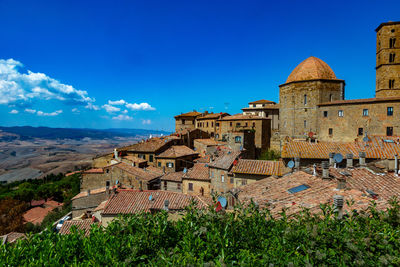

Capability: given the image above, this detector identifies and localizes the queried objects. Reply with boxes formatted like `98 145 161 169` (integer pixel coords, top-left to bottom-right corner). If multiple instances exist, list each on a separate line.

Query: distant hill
0 126 171 141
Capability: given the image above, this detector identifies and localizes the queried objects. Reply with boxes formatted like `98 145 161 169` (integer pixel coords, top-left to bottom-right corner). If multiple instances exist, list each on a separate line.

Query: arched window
304 94 307 105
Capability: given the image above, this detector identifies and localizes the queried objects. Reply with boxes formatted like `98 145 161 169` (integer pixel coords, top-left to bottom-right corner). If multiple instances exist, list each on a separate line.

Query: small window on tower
390 38 396 48
387 127 394 136
338 110 344 117
358 128 364 136
304 94 307 105
388 107 394 116
363 109 369 116
389 79 395 89
304 120 307 128
329 128 333 135
323 111 328 117
389 53 396 63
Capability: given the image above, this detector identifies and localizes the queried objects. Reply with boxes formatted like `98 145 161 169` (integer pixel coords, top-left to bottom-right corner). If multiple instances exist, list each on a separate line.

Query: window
188 183 193 191
235 136 242 143
221 175 225 183
206 122 209 127
182 119 185 124
389 53 396 63
363 109 369 116
323 111 328 117
230 178 234 184
197 122 200 127
236 123 241 127
389 79 395 89
288 184 310 194
106 169 109 173
158 162 161 167
329 128 333 135
230 122 233 127
211 122 214 127
216 122 219 127
215 134 219 139
390 38 396 48
167 162 174 168
245 122 248 127
358 128 364 136
387 127 394 136
241 179 247 186
106 180 110 187
304 94 307 105
164 181 167 190
149 155 153 162
177 183 181 190
304 120 307 128
253 104 256 107
338 110 344 117
388 107 394 116
252 122 255 127
211 170 214 178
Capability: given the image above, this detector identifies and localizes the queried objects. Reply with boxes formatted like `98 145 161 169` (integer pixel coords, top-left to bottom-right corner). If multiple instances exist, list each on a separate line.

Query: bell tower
376 21 400 98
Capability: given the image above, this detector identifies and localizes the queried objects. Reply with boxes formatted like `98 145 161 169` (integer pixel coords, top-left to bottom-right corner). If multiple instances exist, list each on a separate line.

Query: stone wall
196 118 217 137
318 100 400 142
161 180 182 192
182 179 211 196
92 154 113 168
210 168 234 194
279 80 344 140
81 173 107 191
175 118 196 132
233 173 271 188
376 23 400 98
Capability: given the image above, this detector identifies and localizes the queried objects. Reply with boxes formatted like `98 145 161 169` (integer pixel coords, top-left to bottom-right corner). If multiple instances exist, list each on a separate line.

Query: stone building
71 187 109 218
155 145 198 173
376 21 400 98
182 163 211 196
174 111 202 132
193 138 227 157
216 114 270 156
160 172 183 192
208 150 241 194
196 112 230 137
241 99 279 131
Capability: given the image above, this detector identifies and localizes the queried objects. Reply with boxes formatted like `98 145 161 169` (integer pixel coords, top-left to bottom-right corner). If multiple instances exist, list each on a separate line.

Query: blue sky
0 0 399 131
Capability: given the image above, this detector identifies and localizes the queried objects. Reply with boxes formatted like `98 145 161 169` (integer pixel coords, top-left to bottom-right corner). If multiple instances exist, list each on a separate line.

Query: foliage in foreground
2 201 400 266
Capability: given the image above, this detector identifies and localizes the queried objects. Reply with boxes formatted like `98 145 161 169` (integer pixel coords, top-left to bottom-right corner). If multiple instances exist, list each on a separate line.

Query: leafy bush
2 201 400 265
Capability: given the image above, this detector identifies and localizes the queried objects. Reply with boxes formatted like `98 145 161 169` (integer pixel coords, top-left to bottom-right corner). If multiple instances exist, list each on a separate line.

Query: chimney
395 154 399 176
329 153 335 166
163 166 166 174
114 148 119 161
359 152 366 166
322 161 330 179
139 181 143 191
87 189 91 196
337 178 346 190
163 199 169 211
312 164 317 176
294 157 300 170
333 195 344 219
346 153 353 168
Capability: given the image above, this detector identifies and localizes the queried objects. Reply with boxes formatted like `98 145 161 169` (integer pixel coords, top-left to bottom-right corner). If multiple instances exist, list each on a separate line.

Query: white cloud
126 102 155 111
108 99 126 105
72 108 79 113
0 58 95 106
9 109 18 114
85 103 100 110
102 104 120 113
142 119 152 125
37 110 62 116
122 109 128 114
24 108 36 114
112 114 133 121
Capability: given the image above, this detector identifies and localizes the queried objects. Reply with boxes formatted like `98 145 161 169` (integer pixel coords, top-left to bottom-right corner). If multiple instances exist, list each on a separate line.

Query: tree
0 198 27 235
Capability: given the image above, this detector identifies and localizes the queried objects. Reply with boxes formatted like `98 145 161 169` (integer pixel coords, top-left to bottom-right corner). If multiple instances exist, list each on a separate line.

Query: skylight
288 184 310 194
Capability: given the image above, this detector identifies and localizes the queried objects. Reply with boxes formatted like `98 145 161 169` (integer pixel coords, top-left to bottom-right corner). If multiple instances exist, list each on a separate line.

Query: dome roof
286 56 337 83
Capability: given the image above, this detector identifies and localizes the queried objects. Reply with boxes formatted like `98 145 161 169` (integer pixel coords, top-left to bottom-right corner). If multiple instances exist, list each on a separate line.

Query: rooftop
285 56 338 84
282 136 400 160
183 163 210 181
123 138 172 153
1 232 26 245
101 190 208 215
194 138 227 146
196 112 230 120
232 159 287 177
108 162 162 181
375 21 400 32
59 219 98 236
82 168 104 174
161 171 184 182
218 113 270 121
174 111 202 119
248 99 276 105
156 145 198 158
208 150 241 170
319 96 400 106
72 187 107 200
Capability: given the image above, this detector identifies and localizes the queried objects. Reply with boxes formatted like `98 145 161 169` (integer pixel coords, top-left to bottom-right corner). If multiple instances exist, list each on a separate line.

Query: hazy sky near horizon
0 0 399 131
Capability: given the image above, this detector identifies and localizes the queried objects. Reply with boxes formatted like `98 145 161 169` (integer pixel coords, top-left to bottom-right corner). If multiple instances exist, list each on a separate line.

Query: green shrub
2 201 400 265
259 149 281 160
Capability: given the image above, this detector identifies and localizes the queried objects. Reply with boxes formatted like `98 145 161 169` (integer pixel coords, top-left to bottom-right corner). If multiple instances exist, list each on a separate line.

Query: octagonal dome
286 56 337 83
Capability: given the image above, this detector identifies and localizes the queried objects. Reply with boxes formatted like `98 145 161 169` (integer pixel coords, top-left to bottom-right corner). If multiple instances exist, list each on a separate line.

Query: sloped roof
23 206 55 225
194 139 226 146
174 111 202 118
1 232 26 244
111 162 162 181
72 187 107 200
232 159 287 177
282 136 400 160
156 145 198 158
248 99 276 105
285 57 338 84
196 112 230 120
123 138 172 153
183 163 210 181
102 190 208 215
208 151 241 170
218 114 269 121
59 219 98 236
82 168 104 174
161 171 183 182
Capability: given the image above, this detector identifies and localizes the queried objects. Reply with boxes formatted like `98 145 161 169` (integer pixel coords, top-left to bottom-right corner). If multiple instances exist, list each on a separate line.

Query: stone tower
376 21 400 98
279 56 345 140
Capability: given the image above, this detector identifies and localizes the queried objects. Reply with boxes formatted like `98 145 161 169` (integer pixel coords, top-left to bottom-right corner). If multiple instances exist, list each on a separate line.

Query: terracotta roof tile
183 163 210 181
232 159 287 177
285 56 338 84
248 99 276 105
161 171 183 182
102 190 208 215
59 219 98 236
23 206 55 225
208 151 242 170
111 162 162 181
122 138 172 153
196 112 230 120
83 168 104 174
218 114 270 121
122 155 147 164
174 111 202 118
72 187 107 200
282 136 400 160
1 232 26 244
156 145 198 158
194 139 227 146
